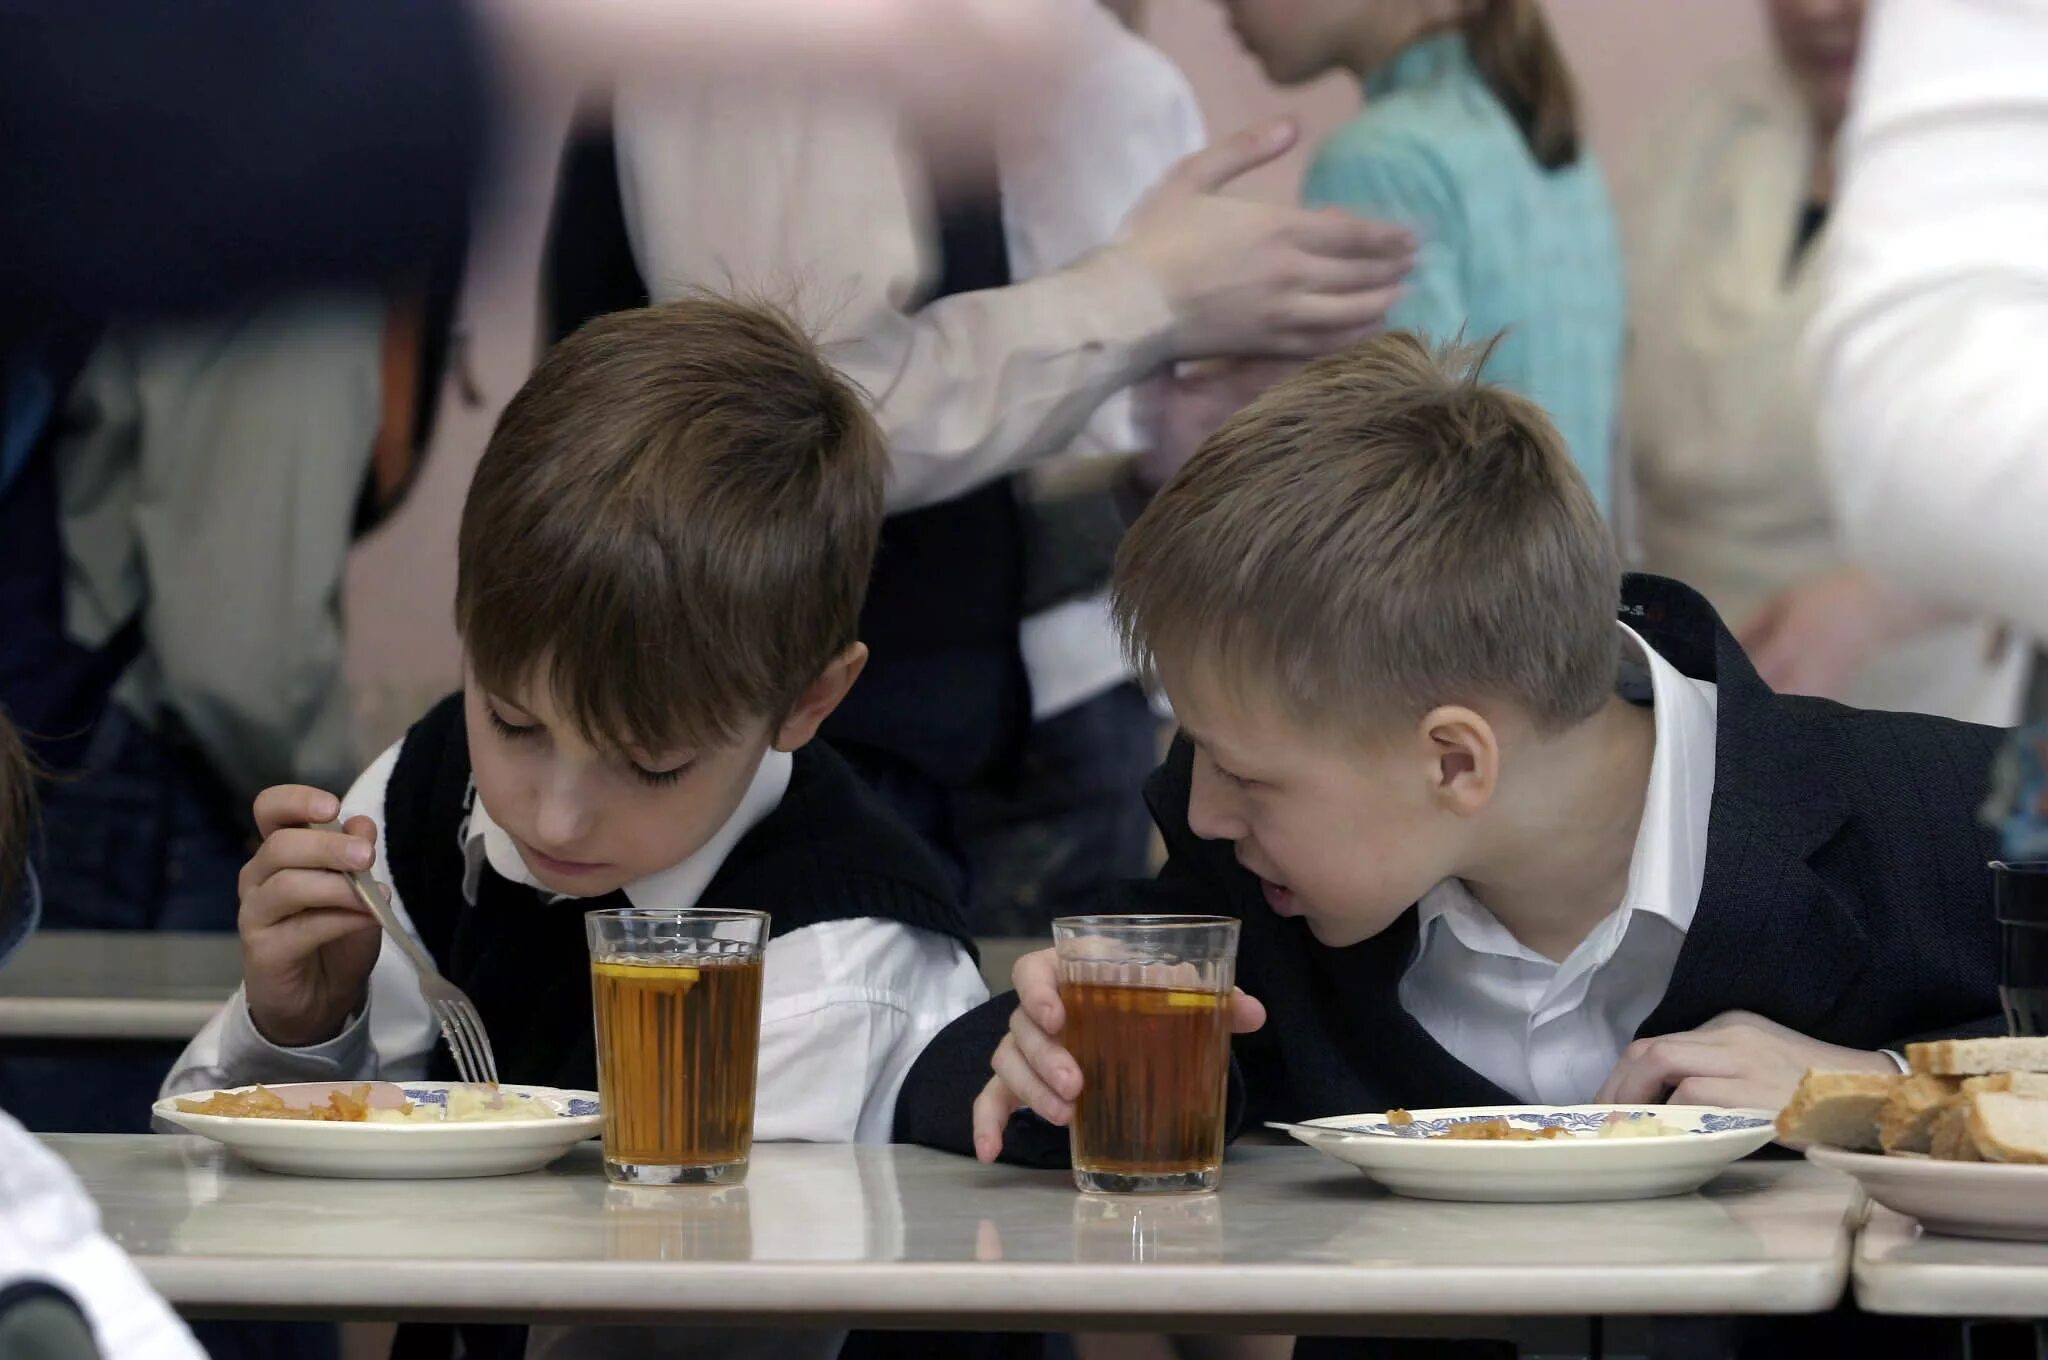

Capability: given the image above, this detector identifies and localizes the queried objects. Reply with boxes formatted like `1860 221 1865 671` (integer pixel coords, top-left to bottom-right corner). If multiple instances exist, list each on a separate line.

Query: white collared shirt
166 739 989 1144
1397 623 1719 1104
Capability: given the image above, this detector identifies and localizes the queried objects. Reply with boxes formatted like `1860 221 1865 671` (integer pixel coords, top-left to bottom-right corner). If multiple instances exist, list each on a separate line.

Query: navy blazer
898 575 2009 1162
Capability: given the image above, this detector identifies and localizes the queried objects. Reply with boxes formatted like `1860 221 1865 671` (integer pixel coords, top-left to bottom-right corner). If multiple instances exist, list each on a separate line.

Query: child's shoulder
1307 104 1464 217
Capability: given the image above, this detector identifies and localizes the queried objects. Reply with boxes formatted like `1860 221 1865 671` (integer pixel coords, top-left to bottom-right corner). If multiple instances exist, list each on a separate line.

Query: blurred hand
1739 566 1948 700
1594 1010 1897 1112
1119 119 1413 362
238 786 386 1049
1136 357 1304 490
971 947 1267 1163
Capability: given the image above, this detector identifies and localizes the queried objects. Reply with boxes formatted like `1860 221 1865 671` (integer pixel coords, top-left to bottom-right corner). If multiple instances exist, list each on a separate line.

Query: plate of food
154 1080 602 1179
1783 1037 2048 1240
1270 1104 1776 1202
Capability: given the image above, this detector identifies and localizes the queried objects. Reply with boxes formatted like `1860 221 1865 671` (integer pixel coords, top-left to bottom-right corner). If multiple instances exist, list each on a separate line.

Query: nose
1185 761 1249 843
532 768 596 851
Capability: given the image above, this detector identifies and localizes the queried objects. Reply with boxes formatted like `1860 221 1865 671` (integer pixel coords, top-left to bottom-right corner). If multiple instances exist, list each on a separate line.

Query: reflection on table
49 1137 1859 1328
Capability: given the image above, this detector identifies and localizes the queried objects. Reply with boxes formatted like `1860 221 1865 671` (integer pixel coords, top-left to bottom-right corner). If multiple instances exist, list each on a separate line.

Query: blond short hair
456 297 887 753
1113 332 1619 737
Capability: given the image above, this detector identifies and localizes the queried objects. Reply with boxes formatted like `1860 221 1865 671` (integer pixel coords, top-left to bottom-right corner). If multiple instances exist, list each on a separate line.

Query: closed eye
485 703 540 741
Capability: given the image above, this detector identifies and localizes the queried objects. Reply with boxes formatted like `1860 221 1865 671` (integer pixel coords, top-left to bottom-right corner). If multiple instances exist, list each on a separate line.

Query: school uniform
896 574 2007 1161
167 693 987 1360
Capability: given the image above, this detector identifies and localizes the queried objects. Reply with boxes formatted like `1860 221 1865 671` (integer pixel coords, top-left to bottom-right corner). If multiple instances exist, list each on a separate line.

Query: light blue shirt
1305 34 1625 513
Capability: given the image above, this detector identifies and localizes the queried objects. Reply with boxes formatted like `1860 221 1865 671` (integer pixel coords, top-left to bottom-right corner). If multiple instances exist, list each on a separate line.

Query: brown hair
1112 331 1619 738
1464 0 1580 170
455 296 887 754
0 711 34 911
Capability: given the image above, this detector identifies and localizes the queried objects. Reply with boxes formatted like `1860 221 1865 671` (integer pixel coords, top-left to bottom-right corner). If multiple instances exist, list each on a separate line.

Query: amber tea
586 907 770 1186
1061 979 1231 1188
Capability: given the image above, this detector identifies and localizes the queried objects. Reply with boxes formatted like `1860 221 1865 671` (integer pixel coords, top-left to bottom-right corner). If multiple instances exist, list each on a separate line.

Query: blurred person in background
1810 0 2048 686
610 0 1412 945
1625 0 2023 724
1211 0 1624 513
0 709 207 1359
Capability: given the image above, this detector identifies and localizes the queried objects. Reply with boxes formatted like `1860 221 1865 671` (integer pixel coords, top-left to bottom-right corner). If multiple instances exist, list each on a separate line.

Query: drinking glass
585 907 769 1185
1052 914 1239 1194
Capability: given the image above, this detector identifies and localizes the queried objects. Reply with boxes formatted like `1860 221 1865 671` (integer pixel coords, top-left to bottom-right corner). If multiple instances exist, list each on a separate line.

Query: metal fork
319 823 500 1086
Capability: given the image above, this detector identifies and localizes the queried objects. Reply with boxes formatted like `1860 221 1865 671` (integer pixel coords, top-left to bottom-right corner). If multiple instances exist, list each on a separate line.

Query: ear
1416 705 1499 816
773 643 869 753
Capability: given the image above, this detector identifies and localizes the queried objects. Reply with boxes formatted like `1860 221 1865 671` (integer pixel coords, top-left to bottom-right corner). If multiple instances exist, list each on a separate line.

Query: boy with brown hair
896 331 2005 1164
168 297 986 1158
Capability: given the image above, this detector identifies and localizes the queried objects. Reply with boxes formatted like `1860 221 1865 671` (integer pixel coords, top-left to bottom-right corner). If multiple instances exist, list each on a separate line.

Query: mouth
518 840 612 879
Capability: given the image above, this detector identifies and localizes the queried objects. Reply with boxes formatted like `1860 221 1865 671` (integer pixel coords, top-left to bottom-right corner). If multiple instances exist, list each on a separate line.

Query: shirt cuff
216 987 375 1082
1882 1049 1910 1074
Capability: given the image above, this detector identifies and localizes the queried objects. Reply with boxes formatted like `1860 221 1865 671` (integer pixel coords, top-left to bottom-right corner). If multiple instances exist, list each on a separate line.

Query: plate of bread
1273 1104 1776 1202
1779 1037 2048 1240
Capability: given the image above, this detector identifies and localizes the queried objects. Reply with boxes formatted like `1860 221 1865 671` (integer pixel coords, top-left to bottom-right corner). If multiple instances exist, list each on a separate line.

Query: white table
0 931 238 1040
1855 1207 2048 1318
51 1137 1859 1329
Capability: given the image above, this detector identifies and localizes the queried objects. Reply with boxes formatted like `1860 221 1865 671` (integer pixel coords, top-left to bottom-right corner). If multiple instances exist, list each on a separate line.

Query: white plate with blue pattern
154 1081 602 1179
1271 1104 1777 1202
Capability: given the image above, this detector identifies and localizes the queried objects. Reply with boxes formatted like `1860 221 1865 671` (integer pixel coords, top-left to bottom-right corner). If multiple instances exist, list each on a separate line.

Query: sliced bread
1878 1073 1962 1154
1775 1070 1898 1150
1930 1102 1984 1162
1965 1091 2048 1164
1905 1037 2048 1077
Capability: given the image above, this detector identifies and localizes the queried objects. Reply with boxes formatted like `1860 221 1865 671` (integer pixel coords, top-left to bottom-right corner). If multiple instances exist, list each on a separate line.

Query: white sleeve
159 742 440 1097
1810 0 2048 637
751 920 989 1145
612 76 1177 515
0 1111 206 1359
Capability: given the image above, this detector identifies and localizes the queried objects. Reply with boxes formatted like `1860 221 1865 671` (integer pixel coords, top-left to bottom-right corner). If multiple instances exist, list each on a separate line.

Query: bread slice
1930 1102 1984 1161
1966 1091 2048 1164
1878 1073 1962 1154
1905 1037 2048 1077
1776 1070 1898 1150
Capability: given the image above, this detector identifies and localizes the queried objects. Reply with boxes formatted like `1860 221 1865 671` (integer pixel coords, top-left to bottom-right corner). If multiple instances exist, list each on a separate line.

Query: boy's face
1165 665 1478 948
464 677 771 899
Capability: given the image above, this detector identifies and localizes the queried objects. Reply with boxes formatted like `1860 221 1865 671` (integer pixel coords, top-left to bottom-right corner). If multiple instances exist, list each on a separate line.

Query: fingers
988 1031 1073 1130
1284 210 1418 266
971 1075 1023 1164
239 865 377 933
1166 119 1299 197
1227 986 1268 1035
1010 948 1066 1035
1595 1034 1743 1105
247 905 383 962
1670 1076 1758 1109
252 785 342 839
1008 1002 1082 1101
1266 288 1408 343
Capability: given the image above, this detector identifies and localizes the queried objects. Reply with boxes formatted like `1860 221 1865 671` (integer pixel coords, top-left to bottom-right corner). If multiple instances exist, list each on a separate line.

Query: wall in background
343 1 1769 754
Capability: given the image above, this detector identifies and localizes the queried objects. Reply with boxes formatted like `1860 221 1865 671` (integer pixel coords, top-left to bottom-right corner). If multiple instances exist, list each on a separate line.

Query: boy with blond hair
896 332 2004 1165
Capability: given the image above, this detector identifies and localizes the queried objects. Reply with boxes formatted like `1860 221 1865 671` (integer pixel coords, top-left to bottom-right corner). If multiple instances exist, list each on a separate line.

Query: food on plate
1384 1109 1678 1141
1775 1070 1897 1152
1780 1046 2048 1163
175 1083 557 1124
1903 1036 2048 1077
1877 1073 1961 1154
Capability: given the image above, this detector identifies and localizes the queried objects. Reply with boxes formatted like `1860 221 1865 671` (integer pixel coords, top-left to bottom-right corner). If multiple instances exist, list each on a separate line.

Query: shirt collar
1414 620 1719 954
462 748 794 908
1365 31 1478 101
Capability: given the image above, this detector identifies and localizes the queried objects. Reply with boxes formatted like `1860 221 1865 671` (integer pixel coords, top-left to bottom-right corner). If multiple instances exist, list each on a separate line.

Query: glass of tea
585 907 769 1186
1052 914 1239 1195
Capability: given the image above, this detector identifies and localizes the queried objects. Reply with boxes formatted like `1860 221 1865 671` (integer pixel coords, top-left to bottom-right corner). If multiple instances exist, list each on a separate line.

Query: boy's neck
1336 3 1467 80
1457 694 1658 963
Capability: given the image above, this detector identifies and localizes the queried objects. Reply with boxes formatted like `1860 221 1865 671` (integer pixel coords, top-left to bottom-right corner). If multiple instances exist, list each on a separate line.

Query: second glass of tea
585 906 769 1186
1052 914 1239 1194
